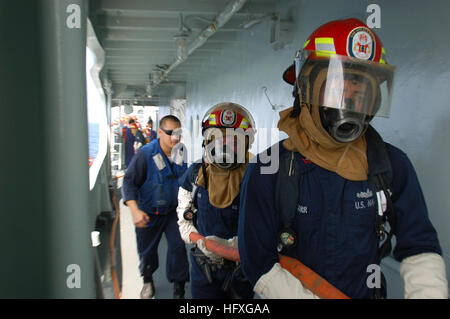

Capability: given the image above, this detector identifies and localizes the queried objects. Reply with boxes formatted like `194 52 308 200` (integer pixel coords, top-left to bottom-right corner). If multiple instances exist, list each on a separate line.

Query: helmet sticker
221 110 236 126
347 27 375 61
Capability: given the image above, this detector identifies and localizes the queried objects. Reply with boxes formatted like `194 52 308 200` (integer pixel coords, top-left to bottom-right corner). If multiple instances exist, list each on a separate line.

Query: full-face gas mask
201 103 255 170
282 18 396 143
203 127 248 170
296 51 393 143
316 69 378 143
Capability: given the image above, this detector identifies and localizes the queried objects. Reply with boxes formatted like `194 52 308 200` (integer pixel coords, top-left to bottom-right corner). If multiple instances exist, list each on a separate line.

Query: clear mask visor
296 50 395 117
203 128 248 167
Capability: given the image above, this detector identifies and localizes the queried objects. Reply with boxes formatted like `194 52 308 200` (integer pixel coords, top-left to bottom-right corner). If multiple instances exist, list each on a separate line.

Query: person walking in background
145 117 157 144
124 118 146 168
122 115 190 299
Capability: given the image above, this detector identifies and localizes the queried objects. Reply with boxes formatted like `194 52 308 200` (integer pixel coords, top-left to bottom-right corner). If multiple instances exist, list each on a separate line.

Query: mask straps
294 50 307 92
291 50 308 118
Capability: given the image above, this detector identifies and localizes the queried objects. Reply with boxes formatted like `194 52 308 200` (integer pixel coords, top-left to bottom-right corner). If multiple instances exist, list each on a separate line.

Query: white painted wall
182 0 450 298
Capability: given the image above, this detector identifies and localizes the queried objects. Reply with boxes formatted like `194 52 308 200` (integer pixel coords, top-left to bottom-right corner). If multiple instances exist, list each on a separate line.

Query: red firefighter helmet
283 18 395 118
201 102 255 134
201 102 256 169
283 18 388 85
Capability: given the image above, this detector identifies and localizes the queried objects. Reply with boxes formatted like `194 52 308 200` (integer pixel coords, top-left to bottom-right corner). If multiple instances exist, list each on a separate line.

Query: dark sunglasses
160 127 182 136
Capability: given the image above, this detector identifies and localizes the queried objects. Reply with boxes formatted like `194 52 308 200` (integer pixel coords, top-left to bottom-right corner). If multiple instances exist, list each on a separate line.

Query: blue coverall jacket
238 140 442 299
124 127 135 168
179 164 254 298
122 139 189 282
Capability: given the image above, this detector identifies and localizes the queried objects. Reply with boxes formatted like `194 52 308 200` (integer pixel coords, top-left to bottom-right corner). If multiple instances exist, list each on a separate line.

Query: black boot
173 281 185 299
141 276 155 299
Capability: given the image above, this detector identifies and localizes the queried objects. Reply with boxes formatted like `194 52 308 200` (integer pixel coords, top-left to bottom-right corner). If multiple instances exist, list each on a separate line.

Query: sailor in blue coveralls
124 118 137 168
177 103 255 299
123 115 189 299
124 118 146 167
238 18 448 299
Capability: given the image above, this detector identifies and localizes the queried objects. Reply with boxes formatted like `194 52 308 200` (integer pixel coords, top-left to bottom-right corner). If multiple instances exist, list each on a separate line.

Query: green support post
1 0 96 298
39 0 95 298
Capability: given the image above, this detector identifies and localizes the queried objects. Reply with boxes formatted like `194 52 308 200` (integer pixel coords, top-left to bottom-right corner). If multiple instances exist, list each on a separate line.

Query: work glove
255 263 320 299
400 252 448 298
196 238 224 264
196 235 237 264
205 235 238 249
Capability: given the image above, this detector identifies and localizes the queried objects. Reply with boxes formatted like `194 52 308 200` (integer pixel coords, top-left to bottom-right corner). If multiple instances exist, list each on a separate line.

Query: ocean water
88 122 99 166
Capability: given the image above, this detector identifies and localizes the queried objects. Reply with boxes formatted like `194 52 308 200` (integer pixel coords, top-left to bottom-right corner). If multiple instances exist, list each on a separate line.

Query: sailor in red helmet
177 102 255 299
124 118 146 167
238 18 448 298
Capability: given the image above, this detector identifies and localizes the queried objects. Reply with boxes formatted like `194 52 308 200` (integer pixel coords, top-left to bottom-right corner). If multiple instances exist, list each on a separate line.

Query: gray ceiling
89 0 276 106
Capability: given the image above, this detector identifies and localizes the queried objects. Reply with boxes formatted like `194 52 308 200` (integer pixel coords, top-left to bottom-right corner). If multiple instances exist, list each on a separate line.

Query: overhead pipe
151 0 249 87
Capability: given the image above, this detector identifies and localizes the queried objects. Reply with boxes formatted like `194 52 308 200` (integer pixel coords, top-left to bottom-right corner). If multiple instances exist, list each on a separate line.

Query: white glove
196 238 224 264
400 252 448 299
254 263 320 299
196 235 237 264
205 235 238 248
176 187 198 244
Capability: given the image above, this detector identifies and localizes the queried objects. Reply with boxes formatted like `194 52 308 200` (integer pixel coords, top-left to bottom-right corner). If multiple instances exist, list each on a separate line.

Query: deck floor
119 199 193 299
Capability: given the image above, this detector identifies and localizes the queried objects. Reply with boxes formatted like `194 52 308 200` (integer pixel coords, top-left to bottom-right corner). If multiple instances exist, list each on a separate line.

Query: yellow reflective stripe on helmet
209 114 216 125
240 118 249 129
380 47 386 64
315 37 334 45
315 37 336 56
315 51 334 58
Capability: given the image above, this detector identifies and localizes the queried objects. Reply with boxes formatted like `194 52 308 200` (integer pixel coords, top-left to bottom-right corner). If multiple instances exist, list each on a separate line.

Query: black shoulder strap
189 162 203 210
366 125 393 188
275 151 303 238
190 162 202 185
365 125 396 264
